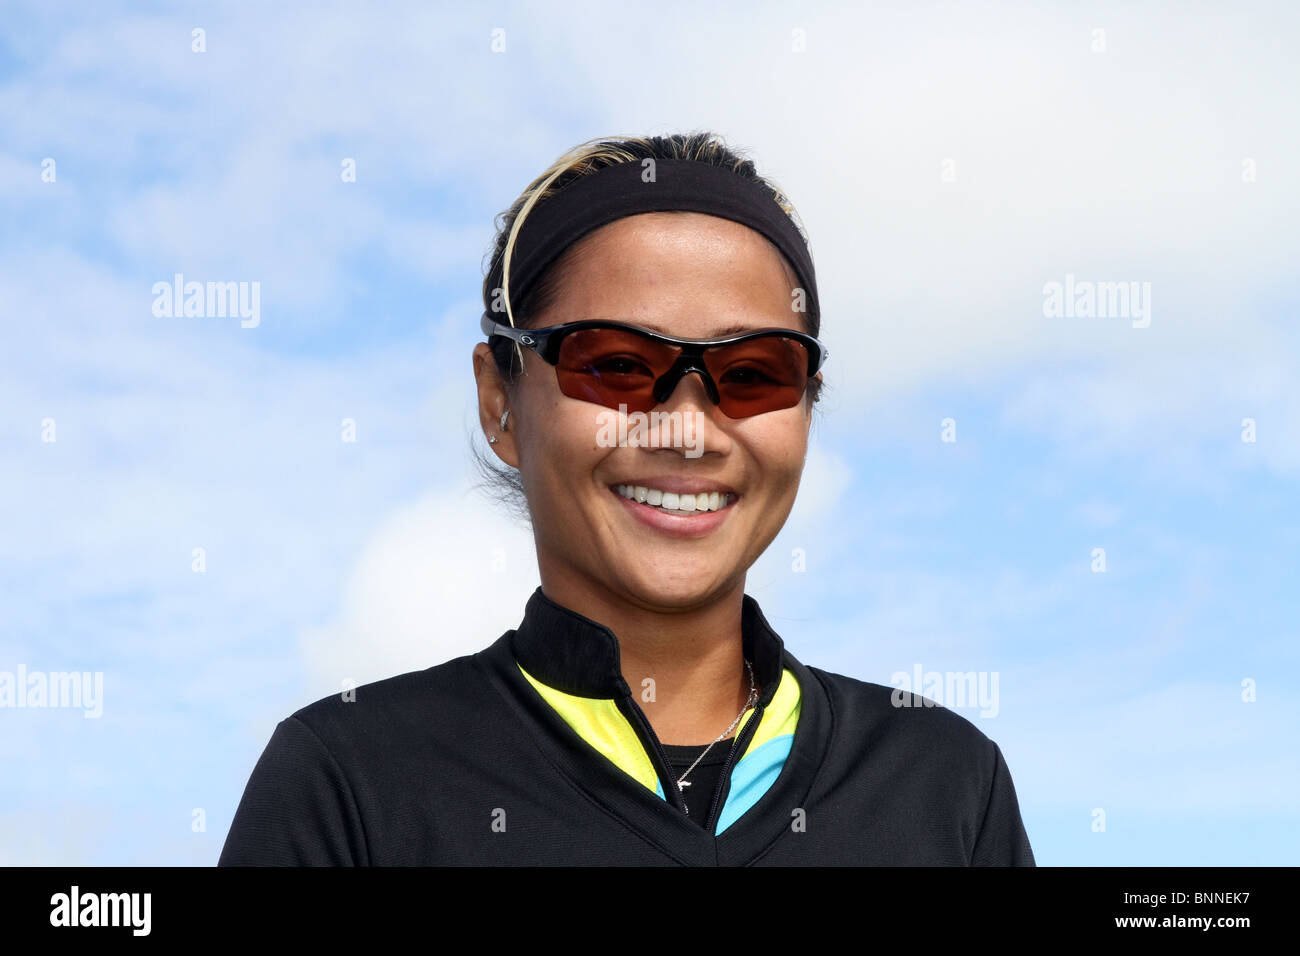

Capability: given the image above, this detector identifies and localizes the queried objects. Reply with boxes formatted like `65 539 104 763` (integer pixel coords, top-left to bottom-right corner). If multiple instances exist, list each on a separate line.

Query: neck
539 571 755 746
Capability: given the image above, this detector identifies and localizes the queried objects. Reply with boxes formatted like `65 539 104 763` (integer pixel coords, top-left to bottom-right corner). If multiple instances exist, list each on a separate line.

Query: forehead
539 211 800 337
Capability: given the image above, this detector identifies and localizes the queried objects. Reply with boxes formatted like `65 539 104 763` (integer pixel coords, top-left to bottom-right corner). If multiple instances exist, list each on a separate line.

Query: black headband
501 158 819 326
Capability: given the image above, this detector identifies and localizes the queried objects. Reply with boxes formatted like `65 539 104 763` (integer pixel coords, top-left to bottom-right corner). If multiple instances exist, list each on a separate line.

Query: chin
613 567 735 609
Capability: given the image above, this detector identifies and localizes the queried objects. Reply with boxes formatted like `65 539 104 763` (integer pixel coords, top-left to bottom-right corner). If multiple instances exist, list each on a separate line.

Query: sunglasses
481 315 829 419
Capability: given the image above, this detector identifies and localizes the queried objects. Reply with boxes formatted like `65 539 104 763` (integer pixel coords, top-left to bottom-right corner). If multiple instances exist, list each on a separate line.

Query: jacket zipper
704 700 765 832
620 695 690 814
621 691 764 832
622 692 767 831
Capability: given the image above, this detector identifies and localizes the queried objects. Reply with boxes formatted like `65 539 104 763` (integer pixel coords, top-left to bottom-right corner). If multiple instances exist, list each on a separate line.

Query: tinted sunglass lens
555 329 679 413
705 337 809 417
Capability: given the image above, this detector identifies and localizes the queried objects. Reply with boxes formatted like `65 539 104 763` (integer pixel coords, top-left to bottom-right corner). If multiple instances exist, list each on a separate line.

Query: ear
473 343 520 468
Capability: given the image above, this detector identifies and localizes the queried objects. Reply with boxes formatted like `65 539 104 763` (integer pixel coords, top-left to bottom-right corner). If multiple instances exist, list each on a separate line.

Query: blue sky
1 0 1297 865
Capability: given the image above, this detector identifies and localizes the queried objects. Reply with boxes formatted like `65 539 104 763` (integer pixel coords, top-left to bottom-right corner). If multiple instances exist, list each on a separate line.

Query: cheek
742 415 809 487
516 387 610 488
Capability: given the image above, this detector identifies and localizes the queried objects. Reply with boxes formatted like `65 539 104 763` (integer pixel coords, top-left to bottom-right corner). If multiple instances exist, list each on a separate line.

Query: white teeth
613 484 734 513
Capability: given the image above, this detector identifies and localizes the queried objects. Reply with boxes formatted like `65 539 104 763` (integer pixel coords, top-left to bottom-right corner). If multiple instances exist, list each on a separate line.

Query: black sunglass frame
480 314 830 375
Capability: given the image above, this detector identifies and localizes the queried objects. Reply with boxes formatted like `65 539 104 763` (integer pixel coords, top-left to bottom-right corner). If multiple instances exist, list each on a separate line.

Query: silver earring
487 434 498 444
499 409 511 432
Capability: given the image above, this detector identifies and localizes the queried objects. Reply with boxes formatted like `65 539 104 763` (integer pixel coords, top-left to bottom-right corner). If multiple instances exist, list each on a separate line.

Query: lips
608 482 738 537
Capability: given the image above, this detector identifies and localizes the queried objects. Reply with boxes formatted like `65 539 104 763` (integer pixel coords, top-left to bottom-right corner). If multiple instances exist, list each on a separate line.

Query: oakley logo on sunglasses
481 315 828 420
595 405 706 459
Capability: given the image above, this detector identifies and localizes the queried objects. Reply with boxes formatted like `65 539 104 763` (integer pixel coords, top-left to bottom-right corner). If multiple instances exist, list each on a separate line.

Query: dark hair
470 131 828 520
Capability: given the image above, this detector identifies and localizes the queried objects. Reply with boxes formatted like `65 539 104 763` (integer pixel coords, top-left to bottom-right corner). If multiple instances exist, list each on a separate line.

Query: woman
219 133 1035 866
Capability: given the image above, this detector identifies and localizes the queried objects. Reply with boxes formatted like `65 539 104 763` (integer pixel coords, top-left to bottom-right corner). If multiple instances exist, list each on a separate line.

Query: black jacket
219 586 1035 865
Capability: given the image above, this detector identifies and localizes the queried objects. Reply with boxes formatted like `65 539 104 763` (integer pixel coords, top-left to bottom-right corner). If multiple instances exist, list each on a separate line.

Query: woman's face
475 211 817 610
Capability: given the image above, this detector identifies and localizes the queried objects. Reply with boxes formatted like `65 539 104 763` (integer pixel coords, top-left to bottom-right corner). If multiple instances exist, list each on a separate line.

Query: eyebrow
711 322 760 337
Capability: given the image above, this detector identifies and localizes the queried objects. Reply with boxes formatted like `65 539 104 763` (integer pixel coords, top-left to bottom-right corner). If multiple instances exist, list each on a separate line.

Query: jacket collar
510 585 788 704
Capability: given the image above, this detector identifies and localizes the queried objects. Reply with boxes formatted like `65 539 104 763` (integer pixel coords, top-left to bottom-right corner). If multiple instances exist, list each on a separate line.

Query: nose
653 356 720 407
644 363 730 459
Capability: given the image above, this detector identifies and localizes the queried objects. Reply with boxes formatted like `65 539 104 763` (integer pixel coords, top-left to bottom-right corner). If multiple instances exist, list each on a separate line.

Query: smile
610 483 735 516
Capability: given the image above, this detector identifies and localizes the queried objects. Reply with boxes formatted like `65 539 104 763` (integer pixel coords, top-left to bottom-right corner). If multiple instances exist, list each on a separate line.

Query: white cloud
297 484 539 694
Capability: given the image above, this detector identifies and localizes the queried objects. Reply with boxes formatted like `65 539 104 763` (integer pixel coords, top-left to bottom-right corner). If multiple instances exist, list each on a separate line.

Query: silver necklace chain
675 659 759 808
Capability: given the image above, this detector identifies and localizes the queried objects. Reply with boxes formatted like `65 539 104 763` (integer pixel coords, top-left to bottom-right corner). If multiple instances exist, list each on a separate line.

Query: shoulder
803 663 1000 776
220 640 510 866
286 646 497 756
801 663 1035 865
